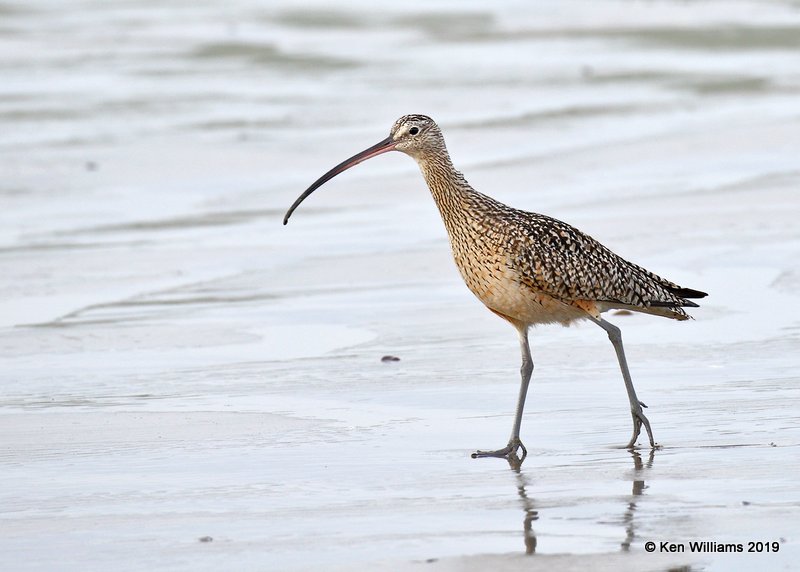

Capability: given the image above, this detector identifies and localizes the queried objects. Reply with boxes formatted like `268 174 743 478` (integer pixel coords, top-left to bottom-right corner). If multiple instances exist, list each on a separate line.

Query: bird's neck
416 152 476 230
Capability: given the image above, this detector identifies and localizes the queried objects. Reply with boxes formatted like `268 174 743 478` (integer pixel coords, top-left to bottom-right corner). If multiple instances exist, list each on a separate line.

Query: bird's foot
625 406 659 450
472 437 527 461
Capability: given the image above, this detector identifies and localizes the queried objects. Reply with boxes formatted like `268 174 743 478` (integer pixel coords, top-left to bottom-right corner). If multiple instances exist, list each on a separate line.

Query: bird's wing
507 211 696 311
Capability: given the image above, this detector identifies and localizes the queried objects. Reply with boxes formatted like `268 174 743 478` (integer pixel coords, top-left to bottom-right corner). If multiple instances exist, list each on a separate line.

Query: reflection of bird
506 456 538 554
621 449 654 552
284 114 707 458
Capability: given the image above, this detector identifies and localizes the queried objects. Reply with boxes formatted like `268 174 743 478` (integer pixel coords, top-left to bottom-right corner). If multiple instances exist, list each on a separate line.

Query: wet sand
2 1 800 570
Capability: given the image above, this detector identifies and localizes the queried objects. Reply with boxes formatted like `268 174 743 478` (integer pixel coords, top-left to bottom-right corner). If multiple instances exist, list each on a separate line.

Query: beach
2 1 800 570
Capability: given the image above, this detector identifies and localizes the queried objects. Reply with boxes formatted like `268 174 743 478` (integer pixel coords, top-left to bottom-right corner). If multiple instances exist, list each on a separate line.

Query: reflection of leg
507 457 537 554
523 504 538 555
589 317 655 448
631 448 655 495
473 325 532 459
622 448 655 551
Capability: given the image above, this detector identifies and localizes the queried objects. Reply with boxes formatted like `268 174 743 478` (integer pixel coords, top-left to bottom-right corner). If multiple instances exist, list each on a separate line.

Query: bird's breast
447 231 585 326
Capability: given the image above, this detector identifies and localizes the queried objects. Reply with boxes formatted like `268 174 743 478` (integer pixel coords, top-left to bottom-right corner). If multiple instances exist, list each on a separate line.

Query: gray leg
473 325 532 460
590 317 656 449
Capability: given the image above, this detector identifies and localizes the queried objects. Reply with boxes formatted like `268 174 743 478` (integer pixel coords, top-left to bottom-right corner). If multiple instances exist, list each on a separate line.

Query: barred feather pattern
413 143 699 326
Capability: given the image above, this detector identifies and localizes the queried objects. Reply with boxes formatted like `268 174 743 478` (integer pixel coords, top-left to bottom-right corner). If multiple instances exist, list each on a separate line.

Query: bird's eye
409 127 419 136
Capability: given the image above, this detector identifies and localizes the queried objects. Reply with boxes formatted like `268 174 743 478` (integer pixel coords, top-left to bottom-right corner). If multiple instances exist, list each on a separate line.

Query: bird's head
389 114 445 160
283 114 444 225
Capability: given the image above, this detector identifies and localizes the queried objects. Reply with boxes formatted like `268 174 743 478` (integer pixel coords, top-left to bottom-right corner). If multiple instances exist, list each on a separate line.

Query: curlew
283 114 706 459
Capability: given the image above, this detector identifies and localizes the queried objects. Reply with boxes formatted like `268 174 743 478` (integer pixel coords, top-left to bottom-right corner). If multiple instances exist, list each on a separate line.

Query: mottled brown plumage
284 114 707 461
394 114 703 327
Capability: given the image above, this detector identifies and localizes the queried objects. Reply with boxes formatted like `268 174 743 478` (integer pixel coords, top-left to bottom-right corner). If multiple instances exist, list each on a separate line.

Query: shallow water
2 1 800 570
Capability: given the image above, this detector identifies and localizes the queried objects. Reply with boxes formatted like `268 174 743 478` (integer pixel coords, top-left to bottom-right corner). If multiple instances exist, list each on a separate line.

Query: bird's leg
473 326 532 460
589 317 656 449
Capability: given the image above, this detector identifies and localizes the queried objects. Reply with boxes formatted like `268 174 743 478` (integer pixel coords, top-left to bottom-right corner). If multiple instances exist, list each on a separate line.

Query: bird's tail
667 286 708 300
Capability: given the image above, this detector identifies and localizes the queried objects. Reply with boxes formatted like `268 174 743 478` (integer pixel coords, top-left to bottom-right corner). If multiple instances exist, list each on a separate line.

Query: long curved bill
283 136 397 225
